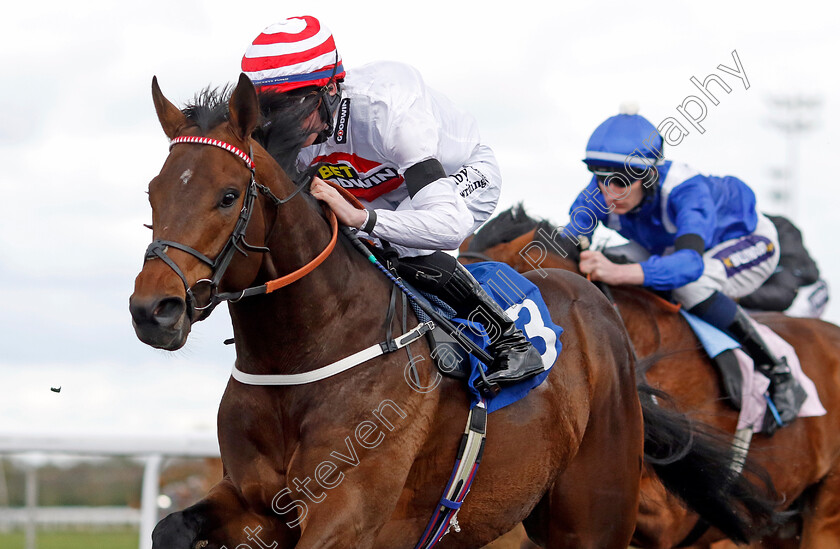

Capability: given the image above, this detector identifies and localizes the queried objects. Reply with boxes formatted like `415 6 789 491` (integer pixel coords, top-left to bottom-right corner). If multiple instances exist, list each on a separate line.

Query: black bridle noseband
143 136 311 320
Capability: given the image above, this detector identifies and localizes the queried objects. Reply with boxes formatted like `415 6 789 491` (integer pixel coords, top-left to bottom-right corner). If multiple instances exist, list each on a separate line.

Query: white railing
0 506 141 528
0 433 219 549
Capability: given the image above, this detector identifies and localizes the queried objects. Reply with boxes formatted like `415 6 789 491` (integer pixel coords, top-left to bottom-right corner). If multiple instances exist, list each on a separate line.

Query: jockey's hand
310 177 368 229
579 250 645 286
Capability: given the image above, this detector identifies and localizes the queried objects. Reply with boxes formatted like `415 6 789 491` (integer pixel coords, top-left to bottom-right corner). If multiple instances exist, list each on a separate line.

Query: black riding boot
397 252 544 386
727 307 807 433
444 263 544 386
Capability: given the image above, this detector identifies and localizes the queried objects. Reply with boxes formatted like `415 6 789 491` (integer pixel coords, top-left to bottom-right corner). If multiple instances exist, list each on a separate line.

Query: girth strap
415 401 488 548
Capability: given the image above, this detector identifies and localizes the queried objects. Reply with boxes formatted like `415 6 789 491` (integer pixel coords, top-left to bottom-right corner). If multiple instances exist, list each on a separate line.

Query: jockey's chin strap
144 135 338 320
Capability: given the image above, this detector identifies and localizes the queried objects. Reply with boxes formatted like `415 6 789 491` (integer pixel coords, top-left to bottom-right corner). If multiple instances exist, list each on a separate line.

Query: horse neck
488 229 582 274
227 155 393 373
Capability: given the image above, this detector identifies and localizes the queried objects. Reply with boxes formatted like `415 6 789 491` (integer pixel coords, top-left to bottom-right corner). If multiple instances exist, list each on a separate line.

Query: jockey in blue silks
565 106 807 431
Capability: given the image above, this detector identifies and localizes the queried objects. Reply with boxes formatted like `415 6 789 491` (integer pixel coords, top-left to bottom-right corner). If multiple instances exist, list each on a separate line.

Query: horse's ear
229 73 259 142
151 76 187 139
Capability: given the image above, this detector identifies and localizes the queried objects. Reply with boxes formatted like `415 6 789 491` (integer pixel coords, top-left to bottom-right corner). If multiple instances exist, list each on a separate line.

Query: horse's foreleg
288 462 415 549
152 477 297 549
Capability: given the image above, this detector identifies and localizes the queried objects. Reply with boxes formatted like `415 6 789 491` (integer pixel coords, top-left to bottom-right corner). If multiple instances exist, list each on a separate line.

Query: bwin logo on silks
713 236 775 277
335 98 350 144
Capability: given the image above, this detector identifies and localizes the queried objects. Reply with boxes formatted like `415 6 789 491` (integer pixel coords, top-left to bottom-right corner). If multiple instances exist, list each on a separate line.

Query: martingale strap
230 321 434 386
415 401 488 549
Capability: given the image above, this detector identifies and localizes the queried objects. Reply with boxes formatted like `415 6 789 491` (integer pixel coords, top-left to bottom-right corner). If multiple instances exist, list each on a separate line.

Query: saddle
713 350 745 410
386 259 561 414
602 285 746 410
652 297 823 433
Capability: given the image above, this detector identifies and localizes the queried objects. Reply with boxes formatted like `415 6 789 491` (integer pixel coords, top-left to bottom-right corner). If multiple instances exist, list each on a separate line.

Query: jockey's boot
444 263 544 387
727 307 807 432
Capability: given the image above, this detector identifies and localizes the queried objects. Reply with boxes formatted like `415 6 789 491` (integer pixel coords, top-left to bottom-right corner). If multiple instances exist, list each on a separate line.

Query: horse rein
143 135 338 319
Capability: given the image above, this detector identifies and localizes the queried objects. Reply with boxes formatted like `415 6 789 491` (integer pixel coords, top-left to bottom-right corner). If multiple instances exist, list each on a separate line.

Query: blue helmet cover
584 113 664 171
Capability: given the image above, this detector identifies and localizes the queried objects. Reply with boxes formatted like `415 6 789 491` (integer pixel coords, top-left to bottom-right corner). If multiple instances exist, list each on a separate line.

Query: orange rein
264 179 361 293
626 286 683 314
265 205 338 293
166 136 346 302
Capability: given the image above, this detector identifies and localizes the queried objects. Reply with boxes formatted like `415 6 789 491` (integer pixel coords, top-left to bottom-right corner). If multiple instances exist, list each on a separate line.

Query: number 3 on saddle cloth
680 311 826 433
418 262 563 414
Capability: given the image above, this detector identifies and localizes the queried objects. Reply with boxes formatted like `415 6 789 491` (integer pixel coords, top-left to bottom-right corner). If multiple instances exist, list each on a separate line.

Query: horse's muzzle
129 294 191 350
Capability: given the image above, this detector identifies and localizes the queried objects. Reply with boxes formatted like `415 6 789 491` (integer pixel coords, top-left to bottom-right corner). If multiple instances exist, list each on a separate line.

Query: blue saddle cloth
447 262 563 413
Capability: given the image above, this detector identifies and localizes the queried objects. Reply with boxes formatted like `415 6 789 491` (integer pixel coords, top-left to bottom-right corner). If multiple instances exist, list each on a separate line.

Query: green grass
0 528 139 549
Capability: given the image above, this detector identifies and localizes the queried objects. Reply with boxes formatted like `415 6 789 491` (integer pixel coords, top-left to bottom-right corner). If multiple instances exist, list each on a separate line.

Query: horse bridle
143 135 338 320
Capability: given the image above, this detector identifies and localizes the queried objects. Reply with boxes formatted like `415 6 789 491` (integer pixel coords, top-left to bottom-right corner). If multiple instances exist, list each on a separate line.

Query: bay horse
460 205 840 548
130 75 778 549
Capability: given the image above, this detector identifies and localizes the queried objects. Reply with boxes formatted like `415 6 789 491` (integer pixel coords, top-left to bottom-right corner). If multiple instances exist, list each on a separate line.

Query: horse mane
253 91 319 179
181 85 314 181
469 203 581 262
467 203 542 252
180 85 234 132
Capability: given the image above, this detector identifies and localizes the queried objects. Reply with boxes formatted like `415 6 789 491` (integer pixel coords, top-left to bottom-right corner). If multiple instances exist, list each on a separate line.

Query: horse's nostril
129 295 190 349
153 297 186 328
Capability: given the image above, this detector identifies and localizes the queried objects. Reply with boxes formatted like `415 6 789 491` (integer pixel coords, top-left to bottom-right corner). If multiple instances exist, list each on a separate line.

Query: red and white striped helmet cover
241 16 345 93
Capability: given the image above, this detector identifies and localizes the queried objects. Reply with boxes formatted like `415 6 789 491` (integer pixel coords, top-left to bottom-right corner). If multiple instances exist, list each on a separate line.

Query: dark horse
130 76 778 548
461 205 840 548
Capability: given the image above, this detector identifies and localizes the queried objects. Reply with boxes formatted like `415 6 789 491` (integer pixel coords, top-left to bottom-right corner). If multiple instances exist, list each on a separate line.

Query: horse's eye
219 191 239 208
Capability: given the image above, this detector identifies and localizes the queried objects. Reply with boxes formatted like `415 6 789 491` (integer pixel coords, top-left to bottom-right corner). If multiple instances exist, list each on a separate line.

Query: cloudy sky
1 0 837 441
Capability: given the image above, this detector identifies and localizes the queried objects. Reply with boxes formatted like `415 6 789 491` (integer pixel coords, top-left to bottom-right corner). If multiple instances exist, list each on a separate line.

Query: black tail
639 380 784 544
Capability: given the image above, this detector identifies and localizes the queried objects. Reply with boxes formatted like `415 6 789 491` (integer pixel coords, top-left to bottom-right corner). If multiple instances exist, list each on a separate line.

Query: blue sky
1 0 837 438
